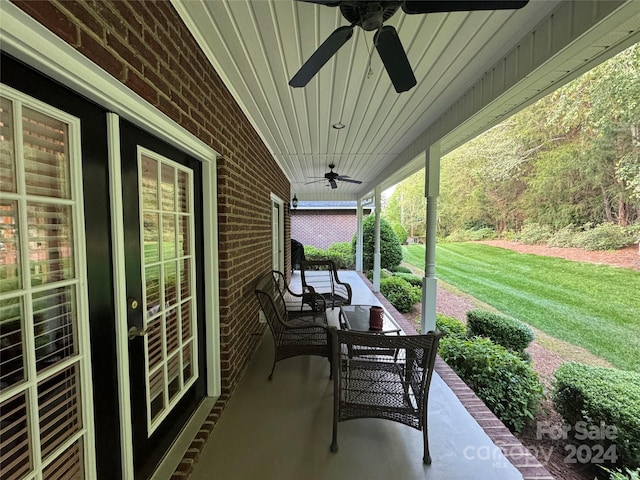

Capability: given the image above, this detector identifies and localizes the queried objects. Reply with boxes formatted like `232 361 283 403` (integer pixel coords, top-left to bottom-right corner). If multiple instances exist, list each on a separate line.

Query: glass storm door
0 90 96 479
120 121 205 478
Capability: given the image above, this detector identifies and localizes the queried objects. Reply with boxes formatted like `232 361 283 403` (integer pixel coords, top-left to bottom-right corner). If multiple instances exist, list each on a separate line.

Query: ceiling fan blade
329 179 338 189
338 178 362 184
374 25 416 93
304 178 327 184
289 25 354 88
402 1 529 14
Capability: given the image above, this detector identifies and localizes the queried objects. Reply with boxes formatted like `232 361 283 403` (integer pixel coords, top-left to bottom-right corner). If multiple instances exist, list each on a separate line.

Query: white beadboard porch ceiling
172 1 639 201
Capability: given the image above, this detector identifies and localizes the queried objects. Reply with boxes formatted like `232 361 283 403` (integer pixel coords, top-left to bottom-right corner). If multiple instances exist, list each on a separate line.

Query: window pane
162 213 176 259
143 212 159 264
178 215 190 257
33 286 76 372
177 170 189 213
42 440 84 480
0 296 25 390
38 365 81 460
145 265 160 319
147 317 163 370
28 203 74 286
182 342 193 384
23 107 70 199
0 97 16 193
165 261 177 307
0 201 22 290
141 156 158 210
160 164 175 211
0 392 32 480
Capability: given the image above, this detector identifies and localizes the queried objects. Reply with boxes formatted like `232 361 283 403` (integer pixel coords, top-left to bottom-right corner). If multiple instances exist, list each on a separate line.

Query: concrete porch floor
187 271 552 480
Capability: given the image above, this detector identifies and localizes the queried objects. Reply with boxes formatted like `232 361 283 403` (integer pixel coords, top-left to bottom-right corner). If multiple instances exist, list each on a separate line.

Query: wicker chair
254 271 331 380
271 270 324 316
299 259 352 309
329 327 443 464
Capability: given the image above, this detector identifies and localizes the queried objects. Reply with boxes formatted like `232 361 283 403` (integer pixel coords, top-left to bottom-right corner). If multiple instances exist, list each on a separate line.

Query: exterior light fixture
332 122 345 130
291 194 298 210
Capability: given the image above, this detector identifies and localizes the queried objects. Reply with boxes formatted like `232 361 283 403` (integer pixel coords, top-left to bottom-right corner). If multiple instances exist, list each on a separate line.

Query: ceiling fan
305 164 363 189
289 0 529 93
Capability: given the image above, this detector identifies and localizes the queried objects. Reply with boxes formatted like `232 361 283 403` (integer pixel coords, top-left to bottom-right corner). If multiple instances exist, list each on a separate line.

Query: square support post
421 144 440 333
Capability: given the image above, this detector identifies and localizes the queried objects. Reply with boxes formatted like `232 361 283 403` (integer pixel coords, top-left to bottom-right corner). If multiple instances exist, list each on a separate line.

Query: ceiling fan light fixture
332 122 346 130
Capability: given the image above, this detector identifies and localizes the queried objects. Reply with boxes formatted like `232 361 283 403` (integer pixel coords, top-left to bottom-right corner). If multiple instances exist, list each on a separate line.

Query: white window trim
2 4 221 478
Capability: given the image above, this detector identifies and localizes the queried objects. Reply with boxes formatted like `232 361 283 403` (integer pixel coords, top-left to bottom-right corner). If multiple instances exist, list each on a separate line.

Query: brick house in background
291 201 372 250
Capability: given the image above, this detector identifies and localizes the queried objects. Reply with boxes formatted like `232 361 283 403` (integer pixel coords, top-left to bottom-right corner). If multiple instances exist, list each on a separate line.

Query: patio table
339 304 402 335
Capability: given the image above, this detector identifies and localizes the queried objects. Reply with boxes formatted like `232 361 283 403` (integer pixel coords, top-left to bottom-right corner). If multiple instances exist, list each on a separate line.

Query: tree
384 169 426 241
352 215 403 271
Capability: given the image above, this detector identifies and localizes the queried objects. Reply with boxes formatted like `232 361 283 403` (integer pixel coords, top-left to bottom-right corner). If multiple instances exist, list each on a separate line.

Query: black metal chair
254 271 330 380
329 327 443 464
299 259 352 309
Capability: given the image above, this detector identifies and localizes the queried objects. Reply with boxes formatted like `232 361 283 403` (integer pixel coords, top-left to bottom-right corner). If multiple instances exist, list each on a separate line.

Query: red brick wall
292 211 357 250
12 1 290 393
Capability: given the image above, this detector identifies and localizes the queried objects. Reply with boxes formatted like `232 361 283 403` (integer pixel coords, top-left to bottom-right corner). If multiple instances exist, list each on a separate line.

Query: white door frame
270 193 285 273
2 5 221 478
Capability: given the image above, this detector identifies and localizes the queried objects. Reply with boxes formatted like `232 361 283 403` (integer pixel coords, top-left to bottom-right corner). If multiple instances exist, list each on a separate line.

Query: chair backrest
299 260 351 306
330 328 442 428
255 271 288 336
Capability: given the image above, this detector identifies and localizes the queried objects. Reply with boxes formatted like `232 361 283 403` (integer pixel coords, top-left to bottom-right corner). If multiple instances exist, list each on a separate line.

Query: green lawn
403 243 640 372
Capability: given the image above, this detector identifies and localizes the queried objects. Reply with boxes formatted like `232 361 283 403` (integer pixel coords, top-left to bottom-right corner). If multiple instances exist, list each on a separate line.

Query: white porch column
372 187 382 292
356 198 363 272
421 144 440 333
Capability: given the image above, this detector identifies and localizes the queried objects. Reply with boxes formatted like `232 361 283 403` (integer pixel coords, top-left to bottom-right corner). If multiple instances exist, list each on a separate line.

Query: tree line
384 44 639 243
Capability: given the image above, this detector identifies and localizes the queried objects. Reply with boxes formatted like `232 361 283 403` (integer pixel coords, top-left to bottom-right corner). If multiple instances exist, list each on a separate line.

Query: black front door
120 120 206 478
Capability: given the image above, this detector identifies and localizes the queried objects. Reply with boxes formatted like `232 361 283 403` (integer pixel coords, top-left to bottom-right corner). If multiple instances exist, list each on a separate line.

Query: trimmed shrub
353 215 403 271
435 314 467 339
439 336 543 432
325 242 355 269
466 309 534 355
572 223 634 251
516 223 553 244
303 245 325 261
553 363 640 469
379 276 421 313
392 272 422 287
392 265 412 274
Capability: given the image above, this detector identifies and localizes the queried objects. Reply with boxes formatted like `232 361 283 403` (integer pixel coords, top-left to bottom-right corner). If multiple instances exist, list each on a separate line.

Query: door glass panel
0 93 92 479
33 286 76 372
28 203 74 286
0 97 16 193
23 107 70 199
0 296 24 389
0 201 21 289
0 392 31 480
139 150 198 433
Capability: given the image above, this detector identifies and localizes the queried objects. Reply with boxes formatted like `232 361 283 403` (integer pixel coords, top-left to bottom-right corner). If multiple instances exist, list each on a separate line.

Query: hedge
439 336 543 433
466 309 534 356
553 363 640 469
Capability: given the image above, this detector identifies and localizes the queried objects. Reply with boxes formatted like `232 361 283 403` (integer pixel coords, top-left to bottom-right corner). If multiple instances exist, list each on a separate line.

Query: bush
571 223 634 251
325 242 355 269
466 309 534 356
390 222 408 244
379 276 421 312
353 215 403 271
435 314 467 339
547 225 577 247
392 272 422 287
444 228 497 242
303 245 326 261
553 363 640 469
600 467 640 480
439 336 543 432
392 265 412 274
516 223 553 244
